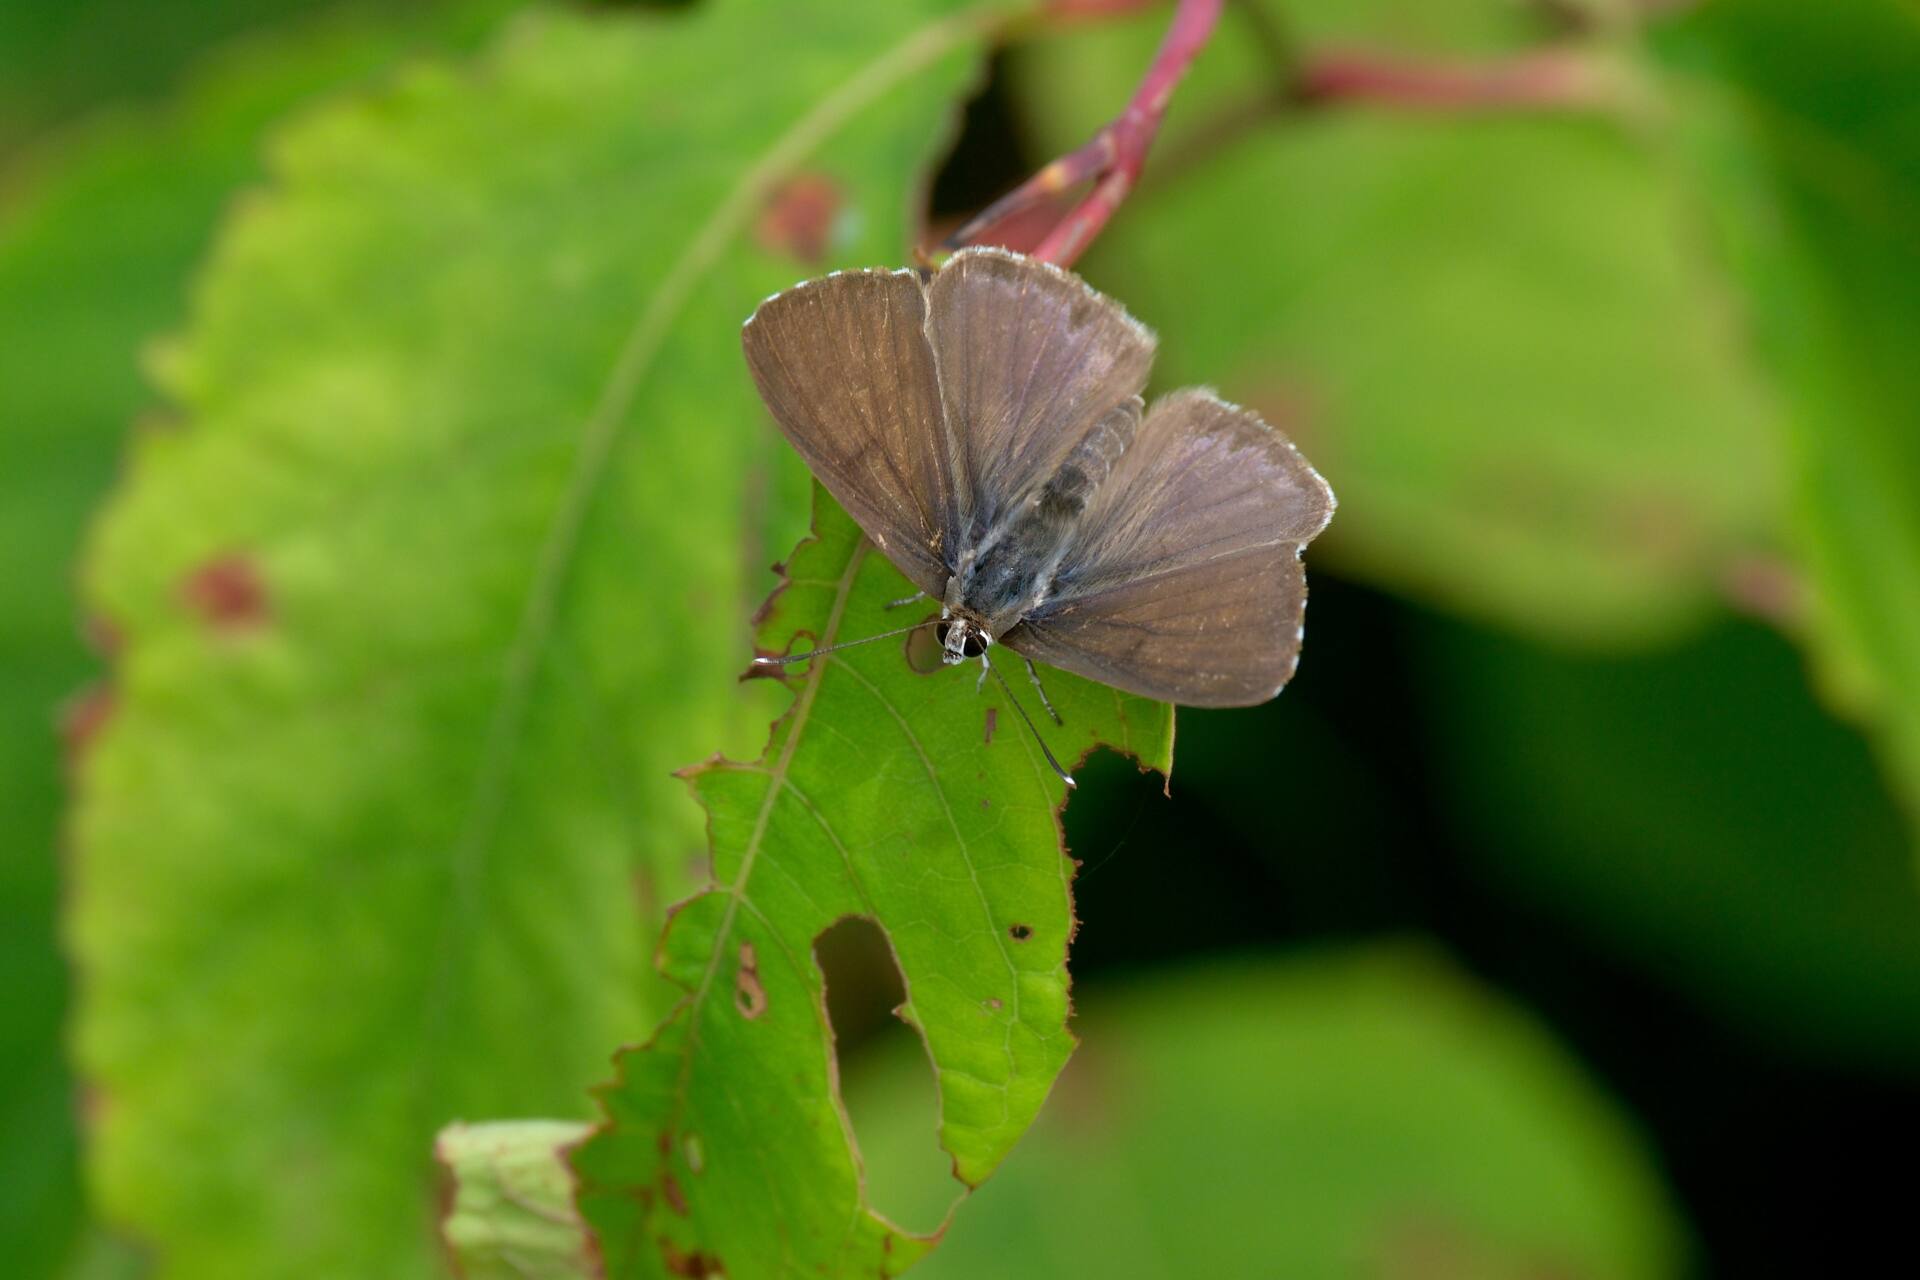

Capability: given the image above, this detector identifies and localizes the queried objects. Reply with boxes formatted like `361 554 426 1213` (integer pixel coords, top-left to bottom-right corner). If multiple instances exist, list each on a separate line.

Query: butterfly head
937 616 991 666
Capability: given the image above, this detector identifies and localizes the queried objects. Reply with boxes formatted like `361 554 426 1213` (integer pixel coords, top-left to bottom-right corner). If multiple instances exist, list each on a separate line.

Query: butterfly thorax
940 395 1142 662
952 486 1081 629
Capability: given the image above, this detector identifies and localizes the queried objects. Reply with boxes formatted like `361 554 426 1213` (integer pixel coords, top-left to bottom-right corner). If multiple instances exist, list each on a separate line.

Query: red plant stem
946 0 1224 267
1297 48 1607 112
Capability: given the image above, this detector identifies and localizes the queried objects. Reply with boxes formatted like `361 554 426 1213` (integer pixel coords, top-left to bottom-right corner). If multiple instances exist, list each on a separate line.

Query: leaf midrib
423 0 1011 1127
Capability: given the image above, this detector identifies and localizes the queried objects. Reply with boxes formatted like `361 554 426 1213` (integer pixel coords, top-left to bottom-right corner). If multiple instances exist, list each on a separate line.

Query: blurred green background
5 0 1918 1275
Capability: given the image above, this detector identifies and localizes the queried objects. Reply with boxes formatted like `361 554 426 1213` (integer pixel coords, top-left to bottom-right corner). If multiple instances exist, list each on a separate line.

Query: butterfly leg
976 656 991 694
884 590 927 610
1024 657 1064 726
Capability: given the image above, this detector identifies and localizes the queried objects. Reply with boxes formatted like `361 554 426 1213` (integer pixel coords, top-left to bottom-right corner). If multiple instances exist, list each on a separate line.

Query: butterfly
743 247 1334 780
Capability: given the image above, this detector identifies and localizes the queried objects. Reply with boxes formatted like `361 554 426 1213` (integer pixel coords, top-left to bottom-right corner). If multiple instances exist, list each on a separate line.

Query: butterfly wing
926 248 1156 540
1004 389 1335 707
742 268 960 596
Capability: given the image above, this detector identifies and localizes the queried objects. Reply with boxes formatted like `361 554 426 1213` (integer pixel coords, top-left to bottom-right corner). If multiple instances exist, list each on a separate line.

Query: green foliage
0 0 331 156
1654 0 1920 836
67 0 1017 1272
0 4 517 1273
1423 614 1920 1068
1012 3 1782 649
437 1121 595 1279
7 0 1918 1274
854 950 1687 1279
572 488 1173 1278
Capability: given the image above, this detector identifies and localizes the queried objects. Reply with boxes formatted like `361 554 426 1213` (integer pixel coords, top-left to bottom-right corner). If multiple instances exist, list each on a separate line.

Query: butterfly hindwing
1005 390 1335 707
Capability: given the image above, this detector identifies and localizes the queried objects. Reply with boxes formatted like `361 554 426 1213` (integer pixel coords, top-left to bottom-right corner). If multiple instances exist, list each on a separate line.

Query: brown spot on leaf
660 1238 725 1278
58 685 116 774
1722 552 1806 624
735 942 767 1019
662 1171 689 1216
982 705 998 744
756 173 842 264
1373 1213 1586 1280
83 614 122 657
181 553 269 630
1008 923 1032 941
76 1082 111 1131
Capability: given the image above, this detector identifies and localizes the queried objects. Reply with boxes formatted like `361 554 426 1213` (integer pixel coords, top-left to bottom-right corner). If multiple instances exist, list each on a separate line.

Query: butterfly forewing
926 248 1156 538
1005 390 1335 707
742 268 959 596
744 250 1335 711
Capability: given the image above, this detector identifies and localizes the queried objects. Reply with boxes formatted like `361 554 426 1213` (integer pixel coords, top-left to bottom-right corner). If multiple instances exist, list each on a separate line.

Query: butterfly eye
935 620 987 659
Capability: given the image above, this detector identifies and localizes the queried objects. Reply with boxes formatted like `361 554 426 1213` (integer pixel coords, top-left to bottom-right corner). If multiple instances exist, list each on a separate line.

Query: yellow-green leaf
571 488 1174 1278
69 1 1017 1273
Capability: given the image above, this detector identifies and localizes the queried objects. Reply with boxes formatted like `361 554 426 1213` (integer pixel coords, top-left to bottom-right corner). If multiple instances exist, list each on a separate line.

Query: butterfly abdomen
961 395 1144 629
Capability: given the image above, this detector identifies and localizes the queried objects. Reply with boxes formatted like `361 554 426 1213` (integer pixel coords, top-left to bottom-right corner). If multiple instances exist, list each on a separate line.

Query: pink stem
947 0 1224 267
1298 48 1605 112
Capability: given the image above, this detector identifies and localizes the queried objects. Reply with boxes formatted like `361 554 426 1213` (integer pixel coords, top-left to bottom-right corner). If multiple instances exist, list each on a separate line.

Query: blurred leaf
852 949 1686 1279
571 488 1173 1277
1421 613 1920 1068
437 1121 595 1280
0 3 518 1274
1010 4 1782 648
0 0 347 158
1654 0 1920 839
68 0 1014 1272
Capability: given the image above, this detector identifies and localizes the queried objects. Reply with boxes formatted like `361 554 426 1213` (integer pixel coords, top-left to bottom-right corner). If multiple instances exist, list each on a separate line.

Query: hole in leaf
734 941 767 1019
814 917 952 1234
1009 923 1033 941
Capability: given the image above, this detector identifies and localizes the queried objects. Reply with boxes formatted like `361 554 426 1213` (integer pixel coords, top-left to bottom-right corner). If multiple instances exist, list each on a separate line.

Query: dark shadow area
1060 571 1920 1276
899 45 1920 1268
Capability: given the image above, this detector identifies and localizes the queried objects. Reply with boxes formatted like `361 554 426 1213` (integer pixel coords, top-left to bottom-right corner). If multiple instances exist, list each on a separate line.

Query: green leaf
1421 613 1920 1068
0 4 518 1274
1011 5 1783 648
437 1121 595 1280
571 487 1173 1278
69 1 1016 1272
1653 0 1920 835
853 949 1688 1279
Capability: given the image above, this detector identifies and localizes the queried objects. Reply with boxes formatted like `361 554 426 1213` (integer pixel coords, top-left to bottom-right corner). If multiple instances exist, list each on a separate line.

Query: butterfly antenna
985 655 1077 790
749 620 936 668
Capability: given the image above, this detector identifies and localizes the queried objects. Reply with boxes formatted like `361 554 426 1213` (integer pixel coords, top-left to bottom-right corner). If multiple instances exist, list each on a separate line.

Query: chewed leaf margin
569 486 1173 1278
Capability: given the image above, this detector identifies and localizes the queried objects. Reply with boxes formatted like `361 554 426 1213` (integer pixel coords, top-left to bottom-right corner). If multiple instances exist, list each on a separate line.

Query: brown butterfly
744 247 1334 781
